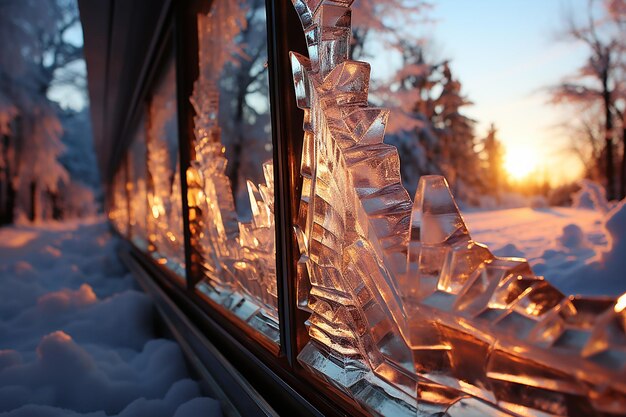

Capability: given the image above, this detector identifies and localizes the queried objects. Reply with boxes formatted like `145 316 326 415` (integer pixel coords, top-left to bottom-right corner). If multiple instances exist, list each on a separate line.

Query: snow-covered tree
375 42 441 196
429 63 485 202
343 2 488 203
15 106 69 221
480 123 505 201
58 108 99 191
372 37 486 202
57 107 101 217
0 0 87 224
350 0 431 61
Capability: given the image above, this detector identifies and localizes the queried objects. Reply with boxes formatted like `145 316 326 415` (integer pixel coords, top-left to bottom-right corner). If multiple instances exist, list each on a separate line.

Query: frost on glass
290 1 626 416
187 0 278 342
146 57 185 277
128 119 149 250
108 162 128 236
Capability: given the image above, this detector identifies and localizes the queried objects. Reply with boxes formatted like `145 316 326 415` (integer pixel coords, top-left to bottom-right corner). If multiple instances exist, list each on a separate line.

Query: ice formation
0 220 220 417
128 125 149 250
289 1 626 416
146 61 186 276
186 0 278 342
108 166 129 237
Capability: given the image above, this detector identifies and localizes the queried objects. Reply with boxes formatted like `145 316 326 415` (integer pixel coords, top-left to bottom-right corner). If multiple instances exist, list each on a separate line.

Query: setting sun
504 147 537 180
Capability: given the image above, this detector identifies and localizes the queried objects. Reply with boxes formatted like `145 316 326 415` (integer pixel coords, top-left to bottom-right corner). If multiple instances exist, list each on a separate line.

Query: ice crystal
145 59 185 276
109 164 129 237
128 126 149 250
187 0 278 342
290 1 626 416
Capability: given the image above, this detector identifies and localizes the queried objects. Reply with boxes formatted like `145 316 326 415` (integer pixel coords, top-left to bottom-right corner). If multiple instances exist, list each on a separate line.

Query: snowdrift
0 218 221 417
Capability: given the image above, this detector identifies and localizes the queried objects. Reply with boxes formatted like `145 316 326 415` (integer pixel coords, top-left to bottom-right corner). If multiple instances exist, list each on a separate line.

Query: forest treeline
0 0 99 225
0 0 624 226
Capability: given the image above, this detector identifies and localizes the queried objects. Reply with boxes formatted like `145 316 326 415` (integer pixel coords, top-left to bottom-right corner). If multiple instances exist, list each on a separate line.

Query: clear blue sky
369 0 593 184
430 0 591 183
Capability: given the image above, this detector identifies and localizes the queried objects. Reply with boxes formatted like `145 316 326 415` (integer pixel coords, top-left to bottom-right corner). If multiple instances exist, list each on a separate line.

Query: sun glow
504 147 538 181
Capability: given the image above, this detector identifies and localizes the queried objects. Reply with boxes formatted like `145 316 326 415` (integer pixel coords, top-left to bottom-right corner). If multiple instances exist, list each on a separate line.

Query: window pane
146 54 186 278
108 162 128 236
288 2 626 416
128 118 149 250
187 0 278 343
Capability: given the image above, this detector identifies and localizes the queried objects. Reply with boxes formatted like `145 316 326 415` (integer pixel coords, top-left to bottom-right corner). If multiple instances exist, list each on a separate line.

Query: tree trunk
50 190 62 220
0 134 8 225
619 123 626 200
5 176 15 225
2 134 15 225
0 134 16 225
602 69 615 201
227 72 248 205
605 135 614 200
29 181 37 222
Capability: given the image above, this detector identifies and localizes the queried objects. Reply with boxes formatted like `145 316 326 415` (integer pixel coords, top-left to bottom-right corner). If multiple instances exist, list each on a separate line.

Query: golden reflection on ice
289 1 626 416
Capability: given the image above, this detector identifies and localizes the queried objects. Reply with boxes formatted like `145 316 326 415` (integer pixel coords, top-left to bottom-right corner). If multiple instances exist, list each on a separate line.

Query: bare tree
558 104 605 180
217 0 273 216
481 123 505 202
606 0 626 198
551 0 625 200
350 0 431 61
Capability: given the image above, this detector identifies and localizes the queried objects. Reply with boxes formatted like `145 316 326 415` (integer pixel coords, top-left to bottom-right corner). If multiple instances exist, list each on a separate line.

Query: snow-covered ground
465 200 626 297
0 218 221 417
0 199 623 415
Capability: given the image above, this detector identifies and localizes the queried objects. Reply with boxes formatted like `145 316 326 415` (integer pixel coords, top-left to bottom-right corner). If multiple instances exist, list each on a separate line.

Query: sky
429 0 592 184
59 1 594 184
47 21 88 112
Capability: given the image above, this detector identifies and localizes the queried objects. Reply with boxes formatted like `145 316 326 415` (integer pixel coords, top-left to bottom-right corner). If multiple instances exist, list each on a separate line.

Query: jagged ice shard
186 0 279 343
290 1 626 416
109 166 129 237
144 59 186 276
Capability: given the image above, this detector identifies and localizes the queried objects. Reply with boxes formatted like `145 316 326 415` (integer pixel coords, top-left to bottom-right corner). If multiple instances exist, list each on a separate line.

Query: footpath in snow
0 218 221 417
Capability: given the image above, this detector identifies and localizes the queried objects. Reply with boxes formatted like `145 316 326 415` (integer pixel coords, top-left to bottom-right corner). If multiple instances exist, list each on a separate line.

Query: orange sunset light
504 147 538 181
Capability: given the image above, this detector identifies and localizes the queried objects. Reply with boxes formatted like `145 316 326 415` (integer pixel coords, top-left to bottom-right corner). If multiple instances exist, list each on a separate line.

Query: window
128 118 149 250
100 1 626 416
146 51 185 278
188 0 278 344
108 160 128 237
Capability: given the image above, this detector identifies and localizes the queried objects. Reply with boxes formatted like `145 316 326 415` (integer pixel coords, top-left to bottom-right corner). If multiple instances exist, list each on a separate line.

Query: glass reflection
109 161 128 236
187 0 278 343
146 54 185 277
128 118 149 250
288 2 626 416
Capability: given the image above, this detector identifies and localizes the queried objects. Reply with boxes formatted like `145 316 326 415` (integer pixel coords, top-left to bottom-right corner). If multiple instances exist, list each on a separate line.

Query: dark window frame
106 1 371 416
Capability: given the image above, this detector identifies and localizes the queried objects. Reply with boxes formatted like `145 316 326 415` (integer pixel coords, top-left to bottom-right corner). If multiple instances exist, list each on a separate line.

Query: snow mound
478 193 527 210
529 195 548 209
558 224 587 249
553 199 626 296
37 284 97 313
493 243 525 258
464 206 611 296
0 218 221 416
476 193 549 210
572 179 610 212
